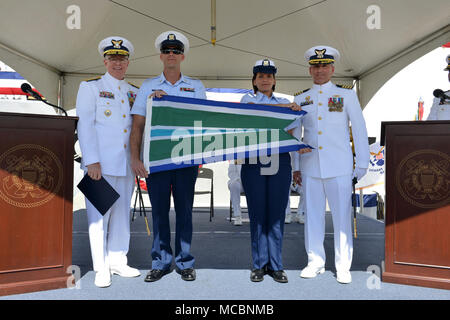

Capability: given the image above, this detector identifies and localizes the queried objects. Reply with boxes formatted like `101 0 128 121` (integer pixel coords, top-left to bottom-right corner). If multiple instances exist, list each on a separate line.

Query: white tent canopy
0 0 449 111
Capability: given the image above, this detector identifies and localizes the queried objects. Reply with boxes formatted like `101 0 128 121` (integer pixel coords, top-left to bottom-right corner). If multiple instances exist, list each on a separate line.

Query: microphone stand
21 83 68 116
22 84 78 163
35 95 68 117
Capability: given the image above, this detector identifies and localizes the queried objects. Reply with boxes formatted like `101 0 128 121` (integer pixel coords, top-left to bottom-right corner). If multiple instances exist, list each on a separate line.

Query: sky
363 46 450 140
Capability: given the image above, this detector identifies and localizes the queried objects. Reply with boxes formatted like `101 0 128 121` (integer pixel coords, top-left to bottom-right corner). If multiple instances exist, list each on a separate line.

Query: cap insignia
315 49 326 59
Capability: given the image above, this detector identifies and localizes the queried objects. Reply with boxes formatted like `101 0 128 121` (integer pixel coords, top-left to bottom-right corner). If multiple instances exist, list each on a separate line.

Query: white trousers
302 174 353 273
228 180 244 217
286 179 304 215
85 167 135 272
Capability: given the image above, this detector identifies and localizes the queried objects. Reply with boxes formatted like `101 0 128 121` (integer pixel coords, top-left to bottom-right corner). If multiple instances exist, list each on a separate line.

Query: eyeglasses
161 48 183 55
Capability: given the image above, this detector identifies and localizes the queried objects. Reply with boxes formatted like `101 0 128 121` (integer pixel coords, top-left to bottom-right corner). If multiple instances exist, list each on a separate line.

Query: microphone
21 82 68 116
21 83 41 100
433 89 450 101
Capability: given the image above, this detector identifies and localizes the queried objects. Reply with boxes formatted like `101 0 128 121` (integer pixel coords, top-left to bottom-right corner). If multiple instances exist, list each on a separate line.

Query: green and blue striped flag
143 95 308 173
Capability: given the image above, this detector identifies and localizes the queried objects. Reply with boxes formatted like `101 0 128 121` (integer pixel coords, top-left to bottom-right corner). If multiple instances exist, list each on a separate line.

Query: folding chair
195 167 214 222
131 176 151 235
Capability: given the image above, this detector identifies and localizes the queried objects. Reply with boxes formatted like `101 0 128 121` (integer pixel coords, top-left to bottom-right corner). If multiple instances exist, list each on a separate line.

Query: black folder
77 174 120 215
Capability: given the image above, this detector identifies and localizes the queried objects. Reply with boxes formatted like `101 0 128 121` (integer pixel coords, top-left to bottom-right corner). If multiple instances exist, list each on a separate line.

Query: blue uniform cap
253 59 277 74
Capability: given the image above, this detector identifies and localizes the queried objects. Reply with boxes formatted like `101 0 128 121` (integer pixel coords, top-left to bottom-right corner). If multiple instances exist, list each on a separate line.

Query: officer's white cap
98 36 134 57
155 31 189 54
253 58 277 74
304 45 340 65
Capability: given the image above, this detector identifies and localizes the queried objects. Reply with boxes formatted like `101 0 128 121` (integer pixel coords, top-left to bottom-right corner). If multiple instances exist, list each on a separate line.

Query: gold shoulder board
294 88 310 96
336 84 354 90
128 82 140 89
84 76 101 82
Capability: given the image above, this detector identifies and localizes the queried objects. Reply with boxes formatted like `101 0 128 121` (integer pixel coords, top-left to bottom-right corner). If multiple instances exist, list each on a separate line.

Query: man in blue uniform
130 31 206 282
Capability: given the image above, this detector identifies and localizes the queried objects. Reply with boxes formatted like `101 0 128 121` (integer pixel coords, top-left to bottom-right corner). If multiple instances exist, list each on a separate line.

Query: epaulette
128 82 140 89
336 84 354 90
293 88 310 96
84 76 101 82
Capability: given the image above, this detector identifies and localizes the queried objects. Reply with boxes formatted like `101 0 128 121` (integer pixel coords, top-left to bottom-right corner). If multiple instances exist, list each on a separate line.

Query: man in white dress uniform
427 54 450 120
76 36 141 287
292 46 370 284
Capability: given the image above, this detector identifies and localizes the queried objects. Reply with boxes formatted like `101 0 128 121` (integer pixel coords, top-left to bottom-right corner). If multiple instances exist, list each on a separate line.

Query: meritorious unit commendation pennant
143 95 308 173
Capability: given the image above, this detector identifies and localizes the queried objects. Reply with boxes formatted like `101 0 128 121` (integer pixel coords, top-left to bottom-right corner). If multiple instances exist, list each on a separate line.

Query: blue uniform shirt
131 72 207 117
240 91 290 105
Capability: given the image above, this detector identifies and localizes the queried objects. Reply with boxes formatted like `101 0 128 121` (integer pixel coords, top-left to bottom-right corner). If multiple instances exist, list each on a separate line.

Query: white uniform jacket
427 90 450 120
292 81 369 179
76 72 138 176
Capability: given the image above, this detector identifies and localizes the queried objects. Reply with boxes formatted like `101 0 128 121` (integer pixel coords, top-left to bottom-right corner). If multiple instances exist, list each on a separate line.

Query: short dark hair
252 73 276 94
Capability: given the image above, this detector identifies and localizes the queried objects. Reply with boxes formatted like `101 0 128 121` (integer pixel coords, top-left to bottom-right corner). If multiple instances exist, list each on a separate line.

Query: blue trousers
146 166 198 270
241 153 291 271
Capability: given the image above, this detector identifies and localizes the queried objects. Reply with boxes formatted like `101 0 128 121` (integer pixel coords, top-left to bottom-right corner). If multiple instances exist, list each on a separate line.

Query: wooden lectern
381 121 450 290
0 112 78 296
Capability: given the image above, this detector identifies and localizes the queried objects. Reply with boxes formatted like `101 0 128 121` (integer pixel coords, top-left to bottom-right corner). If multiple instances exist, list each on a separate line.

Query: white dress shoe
284 214 292 224
336 271 352 284
300 265 325 278
233 216 243 226
95 271 112 288
298 214 305 224
292 214 304 224
110 265 141 278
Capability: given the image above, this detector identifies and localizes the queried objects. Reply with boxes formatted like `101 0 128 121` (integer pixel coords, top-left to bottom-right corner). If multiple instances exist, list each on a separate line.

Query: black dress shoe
144 269 170 282
250 269 265 282
268 270 288 283
179 268 196 281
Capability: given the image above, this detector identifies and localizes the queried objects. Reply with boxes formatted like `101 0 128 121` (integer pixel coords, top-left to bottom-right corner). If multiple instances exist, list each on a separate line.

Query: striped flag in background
143 95 309 173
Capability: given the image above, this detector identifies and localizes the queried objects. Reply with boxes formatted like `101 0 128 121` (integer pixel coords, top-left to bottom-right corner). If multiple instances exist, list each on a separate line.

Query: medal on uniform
99 91 115 99
104 109 112 116
328 96 343 112
127 91 136 109
180 87 195 92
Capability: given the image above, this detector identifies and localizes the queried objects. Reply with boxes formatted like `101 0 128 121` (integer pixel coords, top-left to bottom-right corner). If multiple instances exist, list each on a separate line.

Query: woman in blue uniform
240 59 299 283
